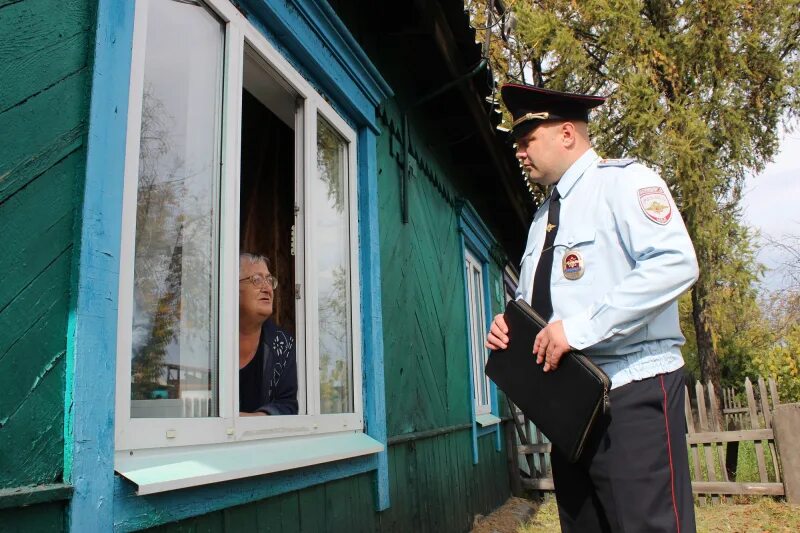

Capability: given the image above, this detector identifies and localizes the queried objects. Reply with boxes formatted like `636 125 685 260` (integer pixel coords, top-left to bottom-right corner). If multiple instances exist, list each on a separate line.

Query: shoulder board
597 158 635 168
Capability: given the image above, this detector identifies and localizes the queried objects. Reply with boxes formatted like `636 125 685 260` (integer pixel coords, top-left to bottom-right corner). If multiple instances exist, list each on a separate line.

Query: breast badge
562 250 585 280
638 186 672 225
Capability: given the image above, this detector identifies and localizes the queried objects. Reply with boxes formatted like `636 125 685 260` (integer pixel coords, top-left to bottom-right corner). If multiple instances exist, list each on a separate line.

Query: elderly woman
239 253 298 416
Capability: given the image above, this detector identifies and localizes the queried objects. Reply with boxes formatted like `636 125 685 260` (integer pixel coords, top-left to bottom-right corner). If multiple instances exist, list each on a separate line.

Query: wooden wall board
0 0 92 114
376 102 498 439
0 0 94 501
0 239 71 475
0 501 65 533
0 68 89 204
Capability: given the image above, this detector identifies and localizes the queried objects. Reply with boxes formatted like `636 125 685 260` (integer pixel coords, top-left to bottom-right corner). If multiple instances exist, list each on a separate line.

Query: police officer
486 83 699 532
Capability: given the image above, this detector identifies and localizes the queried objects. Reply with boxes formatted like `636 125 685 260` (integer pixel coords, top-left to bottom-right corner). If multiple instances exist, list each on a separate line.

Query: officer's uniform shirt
516 148 699 389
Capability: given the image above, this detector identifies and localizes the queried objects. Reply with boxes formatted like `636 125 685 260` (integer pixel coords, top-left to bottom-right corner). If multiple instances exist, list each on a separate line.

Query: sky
741 122 800 293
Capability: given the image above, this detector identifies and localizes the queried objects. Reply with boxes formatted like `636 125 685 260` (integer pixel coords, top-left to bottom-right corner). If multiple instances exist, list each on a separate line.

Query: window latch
295 283 302 300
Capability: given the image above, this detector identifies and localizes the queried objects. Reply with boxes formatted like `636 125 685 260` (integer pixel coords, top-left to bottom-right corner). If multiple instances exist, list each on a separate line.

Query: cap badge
638 186 672 225
562 250 585 280
511 111 550 128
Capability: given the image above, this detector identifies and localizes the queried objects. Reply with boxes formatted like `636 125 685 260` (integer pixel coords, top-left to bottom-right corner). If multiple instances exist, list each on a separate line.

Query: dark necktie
531 188 561 320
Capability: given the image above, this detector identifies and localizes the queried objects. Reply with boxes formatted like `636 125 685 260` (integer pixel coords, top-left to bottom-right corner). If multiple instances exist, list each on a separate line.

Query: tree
472 0 800 394
746 231 800 402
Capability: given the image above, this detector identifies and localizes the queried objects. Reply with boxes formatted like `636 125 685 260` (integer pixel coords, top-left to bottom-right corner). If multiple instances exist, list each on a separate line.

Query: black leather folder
485 299 611 462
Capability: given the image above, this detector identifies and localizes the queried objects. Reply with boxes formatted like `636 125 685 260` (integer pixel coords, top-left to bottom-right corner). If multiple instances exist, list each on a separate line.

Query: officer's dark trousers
551 368 696 533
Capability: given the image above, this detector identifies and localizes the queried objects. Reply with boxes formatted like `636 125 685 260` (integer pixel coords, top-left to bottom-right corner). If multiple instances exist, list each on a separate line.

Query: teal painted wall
377 105 472 435
0 0 96 528
0 502 66 533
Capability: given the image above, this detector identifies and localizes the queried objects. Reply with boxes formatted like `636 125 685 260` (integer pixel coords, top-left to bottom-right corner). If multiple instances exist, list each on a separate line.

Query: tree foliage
470 0 800 392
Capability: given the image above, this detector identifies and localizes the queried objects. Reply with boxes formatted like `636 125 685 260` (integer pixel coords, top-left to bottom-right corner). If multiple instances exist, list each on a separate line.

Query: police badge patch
638 186 672 225
562 250 585 280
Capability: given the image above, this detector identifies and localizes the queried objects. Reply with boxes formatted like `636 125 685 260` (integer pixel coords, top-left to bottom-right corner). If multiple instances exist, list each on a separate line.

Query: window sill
475 413 501 427
115 432 383 495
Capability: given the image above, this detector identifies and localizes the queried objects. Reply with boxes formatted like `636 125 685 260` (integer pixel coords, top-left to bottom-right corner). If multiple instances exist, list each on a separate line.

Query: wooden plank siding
377 100 474 435
0 1 95 524
0 501 66 533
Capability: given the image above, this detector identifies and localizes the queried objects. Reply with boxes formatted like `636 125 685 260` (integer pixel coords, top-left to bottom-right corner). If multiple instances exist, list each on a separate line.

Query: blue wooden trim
237 0 393 133
113 455 376 531
458 201 505 462
457 201 497 262
65 1 135 532
358 128 390 511
458 234 480 465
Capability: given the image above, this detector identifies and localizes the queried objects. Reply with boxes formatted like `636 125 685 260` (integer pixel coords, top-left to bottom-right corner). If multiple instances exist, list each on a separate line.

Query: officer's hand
485 314 509 350
533 320 571 372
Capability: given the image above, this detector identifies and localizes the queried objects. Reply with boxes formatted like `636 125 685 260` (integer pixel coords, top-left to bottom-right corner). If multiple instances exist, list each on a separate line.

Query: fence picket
759 377 772 428
685 386 704 505
758 377 782 483
769 377 780 410
707 381 729 484
745 378 770 483
696 381 720 502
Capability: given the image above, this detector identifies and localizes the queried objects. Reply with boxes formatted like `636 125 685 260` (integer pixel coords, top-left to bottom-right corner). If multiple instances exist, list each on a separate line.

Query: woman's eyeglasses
239 274 278 289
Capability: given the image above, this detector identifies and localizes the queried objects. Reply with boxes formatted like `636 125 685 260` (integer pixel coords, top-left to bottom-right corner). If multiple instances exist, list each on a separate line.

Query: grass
518 496 800 533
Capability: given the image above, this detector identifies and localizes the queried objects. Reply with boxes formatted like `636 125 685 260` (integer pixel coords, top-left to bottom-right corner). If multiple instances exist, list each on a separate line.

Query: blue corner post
64 1 135 531
358 128 390 510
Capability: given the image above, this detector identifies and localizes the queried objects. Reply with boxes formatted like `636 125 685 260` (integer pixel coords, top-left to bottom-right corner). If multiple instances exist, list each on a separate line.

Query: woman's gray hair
239 252 271 274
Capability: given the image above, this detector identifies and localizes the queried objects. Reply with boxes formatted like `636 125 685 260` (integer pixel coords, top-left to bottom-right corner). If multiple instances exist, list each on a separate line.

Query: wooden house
0 0 534 530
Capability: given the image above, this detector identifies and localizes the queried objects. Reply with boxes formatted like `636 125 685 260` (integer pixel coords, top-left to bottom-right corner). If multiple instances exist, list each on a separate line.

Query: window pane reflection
466 254 489 410
315 117 353 414
130 0 224 418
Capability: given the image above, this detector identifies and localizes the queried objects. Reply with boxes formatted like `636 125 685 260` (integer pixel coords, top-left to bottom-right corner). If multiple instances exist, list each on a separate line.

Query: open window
113 0 378 495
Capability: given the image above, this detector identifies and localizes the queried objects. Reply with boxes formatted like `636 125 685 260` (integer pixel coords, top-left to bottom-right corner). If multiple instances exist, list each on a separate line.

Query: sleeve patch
638 186 672 225
598 158 635 167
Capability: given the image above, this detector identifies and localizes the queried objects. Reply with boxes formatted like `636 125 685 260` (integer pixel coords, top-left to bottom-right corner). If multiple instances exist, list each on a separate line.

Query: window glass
466 253 491 413
129 0 224 418
315 117 353 414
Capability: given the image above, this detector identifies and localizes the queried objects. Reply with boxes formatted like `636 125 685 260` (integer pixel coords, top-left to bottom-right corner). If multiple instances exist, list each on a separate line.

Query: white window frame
464 250 492 417
114 0 367 471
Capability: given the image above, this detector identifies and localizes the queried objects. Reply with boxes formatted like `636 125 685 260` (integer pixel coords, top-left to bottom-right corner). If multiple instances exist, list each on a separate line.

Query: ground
472 495 800 533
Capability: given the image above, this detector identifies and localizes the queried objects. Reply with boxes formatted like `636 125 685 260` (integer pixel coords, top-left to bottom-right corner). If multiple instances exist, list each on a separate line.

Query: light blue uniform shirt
516 149 699 389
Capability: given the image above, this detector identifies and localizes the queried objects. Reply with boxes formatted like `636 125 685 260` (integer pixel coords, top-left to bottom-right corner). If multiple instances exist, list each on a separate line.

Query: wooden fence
507 376 785 502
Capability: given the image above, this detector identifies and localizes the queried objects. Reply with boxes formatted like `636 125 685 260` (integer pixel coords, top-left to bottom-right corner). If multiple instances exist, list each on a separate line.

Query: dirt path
470 497 539 533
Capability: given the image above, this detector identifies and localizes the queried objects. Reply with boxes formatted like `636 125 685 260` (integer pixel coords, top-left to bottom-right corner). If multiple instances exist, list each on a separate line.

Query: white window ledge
476 414 501 427
115 432 383 495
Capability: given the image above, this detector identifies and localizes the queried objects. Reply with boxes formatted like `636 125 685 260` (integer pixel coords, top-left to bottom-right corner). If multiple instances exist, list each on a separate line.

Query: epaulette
597 158 635 168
